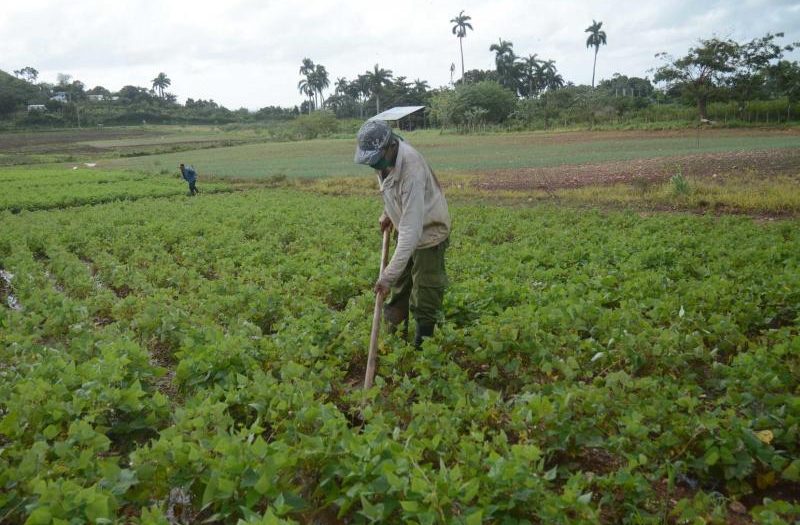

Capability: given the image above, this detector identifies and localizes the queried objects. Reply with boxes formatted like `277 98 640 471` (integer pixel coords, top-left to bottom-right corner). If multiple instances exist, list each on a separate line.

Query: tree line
1 12 798 130
293 17 798 129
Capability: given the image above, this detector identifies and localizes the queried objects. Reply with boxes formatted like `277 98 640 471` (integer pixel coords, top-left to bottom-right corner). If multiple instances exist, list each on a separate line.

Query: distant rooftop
369 106 425 122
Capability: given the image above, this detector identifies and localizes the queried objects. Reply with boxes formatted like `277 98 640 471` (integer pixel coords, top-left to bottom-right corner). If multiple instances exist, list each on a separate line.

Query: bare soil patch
538 127 800 144
470 148 800 191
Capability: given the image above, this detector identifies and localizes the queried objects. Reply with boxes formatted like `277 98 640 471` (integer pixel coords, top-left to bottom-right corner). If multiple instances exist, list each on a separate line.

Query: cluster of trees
0 69 271 127
654 32 799 119
325 67 431 119
297 59 329 114
288 11 799 129
297 60 435 119
2 10 799 131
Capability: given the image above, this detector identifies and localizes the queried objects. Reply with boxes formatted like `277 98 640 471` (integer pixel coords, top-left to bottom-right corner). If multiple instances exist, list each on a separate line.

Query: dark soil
470 148 800 192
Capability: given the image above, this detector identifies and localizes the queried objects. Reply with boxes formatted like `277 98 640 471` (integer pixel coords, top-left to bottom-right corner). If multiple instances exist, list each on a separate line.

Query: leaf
400 500 420 512
461 479 480 501
756 471 776 490
590 352 605 363
755 429 774 445
704 448 720 466
781 459 800 482
678 305 685 318
577 492 593 505
43 424 60 440
410 475 427 493
359 496 384 522
24 507 52 525
544 466 558 481
385 471 404 490
466 509 483 525
85 494 111 522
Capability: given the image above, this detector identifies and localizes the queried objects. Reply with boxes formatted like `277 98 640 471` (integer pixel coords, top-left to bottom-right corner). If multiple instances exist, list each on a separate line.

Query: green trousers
384 238 449 328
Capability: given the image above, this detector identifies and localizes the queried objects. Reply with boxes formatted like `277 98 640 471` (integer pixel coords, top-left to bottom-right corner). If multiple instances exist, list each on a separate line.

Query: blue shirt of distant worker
179 163 199 196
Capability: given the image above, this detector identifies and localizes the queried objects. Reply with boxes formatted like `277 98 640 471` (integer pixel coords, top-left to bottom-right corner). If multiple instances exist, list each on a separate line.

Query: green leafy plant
0 175 798 523
671 167 691 196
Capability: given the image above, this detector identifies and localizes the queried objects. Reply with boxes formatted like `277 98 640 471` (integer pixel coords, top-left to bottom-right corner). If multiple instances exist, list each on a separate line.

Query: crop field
0 166 230 212
107 128 800 180
0 126 267 166
1 156 799 524
100 128 800 215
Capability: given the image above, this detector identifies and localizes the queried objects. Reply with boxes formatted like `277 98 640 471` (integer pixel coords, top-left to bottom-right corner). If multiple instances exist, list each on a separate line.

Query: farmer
179 163 199 196
354 120 451 347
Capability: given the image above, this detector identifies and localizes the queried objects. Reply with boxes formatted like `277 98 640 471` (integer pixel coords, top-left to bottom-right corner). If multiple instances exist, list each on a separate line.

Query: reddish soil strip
470 148 800 191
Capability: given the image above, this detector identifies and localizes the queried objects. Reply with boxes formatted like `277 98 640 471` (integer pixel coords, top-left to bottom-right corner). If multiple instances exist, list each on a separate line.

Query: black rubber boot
414 323 435 348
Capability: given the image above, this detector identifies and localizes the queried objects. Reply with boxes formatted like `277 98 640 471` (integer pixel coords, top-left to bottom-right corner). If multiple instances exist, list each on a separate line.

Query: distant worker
354 120 451 347
179 163 199 196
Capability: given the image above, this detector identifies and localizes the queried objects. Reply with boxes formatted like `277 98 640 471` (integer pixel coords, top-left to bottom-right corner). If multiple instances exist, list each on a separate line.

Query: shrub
290 111 338 140
454 81 517 124
430 82 517 127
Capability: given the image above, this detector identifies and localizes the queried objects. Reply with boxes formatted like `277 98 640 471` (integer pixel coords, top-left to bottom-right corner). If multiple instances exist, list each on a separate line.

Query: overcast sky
2 0 799 110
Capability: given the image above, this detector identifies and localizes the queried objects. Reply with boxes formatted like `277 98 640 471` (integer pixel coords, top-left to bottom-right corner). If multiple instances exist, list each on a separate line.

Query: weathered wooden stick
364 228 391 390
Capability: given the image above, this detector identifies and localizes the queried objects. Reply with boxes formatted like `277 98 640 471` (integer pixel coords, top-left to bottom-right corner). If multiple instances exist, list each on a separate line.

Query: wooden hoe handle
364 228 391 390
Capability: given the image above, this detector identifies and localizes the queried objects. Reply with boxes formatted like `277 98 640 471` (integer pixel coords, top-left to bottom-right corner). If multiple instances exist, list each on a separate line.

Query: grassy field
106 128 800 179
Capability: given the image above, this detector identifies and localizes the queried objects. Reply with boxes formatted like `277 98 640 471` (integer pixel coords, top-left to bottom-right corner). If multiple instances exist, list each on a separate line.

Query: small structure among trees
370 106 426 131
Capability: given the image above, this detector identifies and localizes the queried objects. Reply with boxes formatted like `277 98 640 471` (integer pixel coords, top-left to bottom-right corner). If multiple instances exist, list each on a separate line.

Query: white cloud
1 0 798 109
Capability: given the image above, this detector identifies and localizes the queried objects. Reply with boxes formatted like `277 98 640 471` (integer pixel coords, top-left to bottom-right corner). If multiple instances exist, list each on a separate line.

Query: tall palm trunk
376 94 380 115
591 46 598 88
459 37 465 81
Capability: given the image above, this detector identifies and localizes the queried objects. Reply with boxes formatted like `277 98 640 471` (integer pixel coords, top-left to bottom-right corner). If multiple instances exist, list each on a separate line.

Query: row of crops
1 187 799 524
0 167 229 212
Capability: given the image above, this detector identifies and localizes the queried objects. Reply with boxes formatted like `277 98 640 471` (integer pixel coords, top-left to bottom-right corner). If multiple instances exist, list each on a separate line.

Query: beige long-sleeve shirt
377 140 451 287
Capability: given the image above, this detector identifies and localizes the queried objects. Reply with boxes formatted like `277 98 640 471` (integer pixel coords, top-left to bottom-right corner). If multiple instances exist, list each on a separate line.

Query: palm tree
585 20 607 88
151 72 171 98
522 54 541 97
353 74 371 118
299 58 315 77
335 77 349 95
490 39 514 66
365 64 393 115
297 78 314 114
541 60 564 91
310 64 330 108
490 39 520 92
450 10 473 82
411 79 430 105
